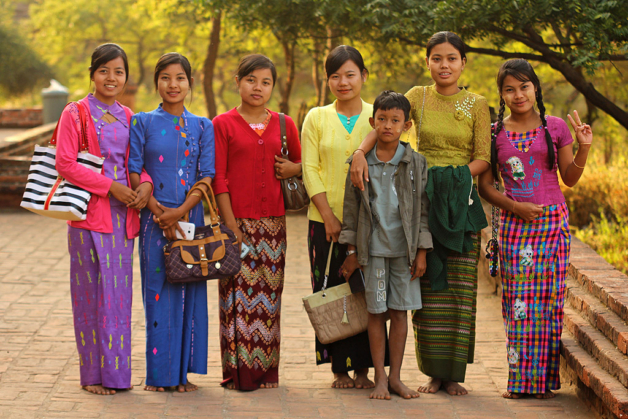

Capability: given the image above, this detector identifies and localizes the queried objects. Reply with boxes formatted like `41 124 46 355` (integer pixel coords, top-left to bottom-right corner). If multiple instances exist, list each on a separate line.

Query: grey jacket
339 141 433 266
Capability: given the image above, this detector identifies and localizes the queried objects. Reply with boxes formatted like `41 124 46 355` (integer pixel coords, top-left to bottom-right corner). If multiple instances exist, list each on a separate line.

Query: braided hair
492 59 555 181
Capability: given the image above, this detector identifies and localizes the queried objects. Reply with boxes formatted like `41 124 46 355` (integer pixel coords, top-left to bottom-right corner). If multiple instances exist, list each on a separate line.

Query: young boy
339 91 432 400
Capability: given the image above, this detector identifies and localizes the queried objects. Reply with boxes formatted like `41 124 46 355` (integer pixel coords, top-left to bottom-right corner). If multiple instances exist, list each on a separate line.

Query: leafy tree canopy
361 0 628 128
0 25 53 96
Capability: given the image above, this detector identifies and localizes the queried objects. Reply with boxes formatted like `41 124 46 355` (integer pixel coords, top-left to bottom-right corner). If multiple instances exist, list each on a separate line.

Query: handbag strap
321 242 334 292
417 86 426 145
184 180 221 236
279 113 288 158
49 102 89 152
485 124 500 277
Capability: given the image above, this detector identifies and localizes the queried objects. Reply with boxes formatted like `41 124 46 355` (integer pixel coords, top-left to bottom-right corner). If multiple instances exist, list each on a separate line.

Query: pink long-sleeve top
55 95 152 238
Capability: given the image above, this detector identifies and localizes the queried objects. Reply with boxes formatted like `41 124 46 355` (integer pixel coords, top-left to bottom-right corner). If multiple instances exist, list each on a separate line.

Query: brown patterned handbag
163 180 240 283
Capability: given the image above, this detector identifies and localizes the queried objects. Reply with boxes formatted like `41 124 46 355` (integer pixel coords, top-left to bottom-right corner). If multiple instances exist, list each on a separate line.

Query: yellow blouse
404 85 491 167
301 100 374 223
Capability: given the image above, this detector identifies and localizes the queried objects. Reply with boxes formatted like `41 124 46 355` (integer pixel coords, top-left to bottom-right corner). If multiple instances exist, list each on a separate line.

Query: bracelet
353 149 365 155
346 249 357 256
190 192 201 199
572 159 585 169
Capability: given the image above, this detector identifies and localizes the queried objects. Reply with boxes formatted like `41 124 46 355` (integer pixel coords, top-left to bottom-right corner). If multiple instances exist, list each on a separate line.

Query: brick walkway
0 210 594 418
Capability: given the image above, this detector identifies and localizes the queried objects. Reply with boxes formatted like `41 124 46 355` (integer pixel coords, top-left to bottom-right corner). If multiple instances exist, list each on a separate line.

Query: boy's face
369 108 413 144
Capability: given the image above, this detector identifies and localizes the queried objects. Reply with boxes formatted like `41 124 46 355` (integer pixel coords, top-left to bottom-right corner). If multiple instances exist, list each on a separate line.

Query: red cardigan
213 108 302 219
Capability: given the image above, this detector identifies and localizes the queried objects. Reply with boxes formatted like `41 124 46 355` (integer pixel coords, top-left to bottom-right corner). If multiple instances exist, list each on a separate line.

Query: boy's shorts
363 256 422 314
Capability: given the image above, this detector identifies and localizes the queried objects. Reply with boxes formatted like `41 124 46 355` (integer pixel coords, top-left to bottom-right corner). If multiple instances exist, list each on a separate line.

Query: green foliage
574 211 628 275
27 0 212 109
562 155 628 227
362 0 628 72
0 25 52 96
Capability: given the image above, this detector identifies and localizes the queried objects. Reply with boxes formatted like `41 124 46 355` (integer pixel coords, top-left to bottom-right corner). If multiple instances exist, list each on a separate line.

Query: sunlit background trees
2 0 627 271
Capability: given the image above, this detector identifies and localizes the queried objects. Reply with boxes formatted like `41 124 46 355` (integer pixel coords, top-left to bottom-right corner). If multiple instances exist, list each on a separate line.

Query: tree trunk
312 38 324 107
278 39 296 115
203 11 221 119
136 40 145 88
321 26 343 106
543 54 628 129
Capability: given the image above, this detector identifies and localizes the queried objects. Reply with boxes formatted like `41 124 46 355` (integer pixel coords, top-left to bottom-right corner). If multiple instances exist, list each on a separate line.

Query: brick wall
0 108 43 128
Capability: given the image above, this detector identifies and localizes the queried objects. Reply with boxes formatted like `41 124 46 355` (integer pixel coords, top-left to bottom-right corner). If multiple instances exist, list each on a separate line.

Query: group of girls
57 28 592 400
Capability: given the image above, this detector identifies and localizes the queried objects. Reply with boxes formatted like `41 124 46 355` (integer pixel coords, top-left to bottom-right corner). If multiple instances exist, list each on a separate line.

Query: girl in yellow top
351 31 491 396
301 46 384 389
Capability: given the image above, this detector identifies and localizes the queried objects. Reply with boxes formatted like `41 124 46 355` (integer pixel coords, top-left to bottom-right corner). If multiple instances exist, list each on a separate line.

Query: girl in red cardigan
213 54 302 390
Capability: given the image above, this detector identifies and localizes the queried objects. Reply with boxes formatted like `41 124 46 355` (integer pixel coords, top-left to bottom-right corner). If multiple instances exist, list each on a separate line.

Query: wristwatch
346 250 357 256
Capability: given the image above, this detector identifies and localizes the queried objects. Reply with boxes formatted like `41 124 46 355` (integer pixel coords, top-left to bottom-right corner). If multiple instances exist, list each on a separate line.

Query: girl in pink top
56 44 152 395
478 59 593 400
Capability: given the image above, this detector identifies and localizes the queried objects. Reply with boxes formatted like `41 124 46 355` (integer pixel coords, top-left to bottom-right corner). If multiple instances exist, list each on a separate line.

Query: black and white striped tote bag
20 102 104 221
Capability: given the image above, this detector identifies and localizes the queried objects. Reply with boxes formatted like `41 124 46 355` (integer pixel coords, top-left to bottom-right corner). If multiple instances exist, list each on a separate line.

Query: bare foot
417 377 441 394
443 381 468 396
144 385 165 392
225 382 236 390
534 390 556 399
82 385 116 395
389 378 420 399
177 381 198 392
354 369 375 389
369 375 390 400
259 382 278 389
503 391 523 399
331 372 354 389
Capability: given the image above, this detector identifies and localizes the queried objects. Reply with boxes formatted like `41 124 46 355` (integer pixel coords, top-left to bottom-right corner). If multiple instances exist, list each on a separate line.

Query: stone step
0 123 54 156
566 277 628 355
563 306 628 388
561 330 628 418
569 239 628 324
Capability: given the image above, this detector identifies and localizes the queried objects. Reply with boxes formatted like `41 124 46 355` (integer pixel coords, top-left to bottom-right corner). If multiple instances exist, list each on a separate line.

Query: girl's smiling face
236 68 274 108
92 57 126 102
501 75 537 115
327 60 367 102
425 42 465 89
157 63 192 106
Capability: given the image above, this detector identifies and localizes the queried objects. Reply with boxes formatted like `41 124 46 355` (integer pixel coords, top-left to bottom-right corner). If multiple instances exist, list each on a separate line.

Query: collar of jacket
345 140 413 165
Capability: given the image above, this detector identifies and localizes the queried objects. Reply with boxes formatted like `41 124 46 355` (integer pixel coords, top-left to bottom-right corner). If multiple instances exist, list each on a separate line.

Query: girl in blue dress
129 53 215 392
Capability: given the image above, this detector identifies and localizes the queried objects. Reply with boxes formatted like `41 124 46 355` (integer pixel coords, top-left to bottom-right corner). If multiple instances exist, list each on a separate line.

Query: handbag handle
279 113 288 157
49 102 90 152
321 242 334 293
184 180 221 236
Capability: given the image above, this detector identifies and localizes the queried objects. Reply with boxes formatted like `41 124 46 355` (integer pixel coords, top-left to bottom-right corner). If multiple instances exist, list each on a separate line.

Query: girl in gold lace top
350 31 491 397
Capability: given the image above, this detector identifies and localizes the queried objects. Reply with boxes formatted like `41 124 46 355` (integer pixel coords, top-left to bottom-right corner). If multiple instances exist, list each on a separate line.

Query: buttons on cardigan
258 139 264 145
262 209 267 215
262 197 267 202
345 135 351 140
261 182 266 188
345 150 350 156
261 169 266 174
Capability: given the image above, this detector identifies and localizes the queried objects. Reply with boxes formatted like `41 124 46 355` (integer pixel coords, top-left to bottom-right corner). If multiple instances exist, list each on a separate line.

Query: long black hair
154 52 193 89
235 54 277 86
89 43 129 83
425 31 466 60
325 45 368 79
492 59 555 180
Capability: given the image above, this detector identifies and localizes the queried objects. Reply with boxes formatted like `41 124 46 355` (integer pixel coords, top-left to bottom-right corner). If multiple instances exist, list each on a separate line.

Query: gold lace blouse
404 85 491 168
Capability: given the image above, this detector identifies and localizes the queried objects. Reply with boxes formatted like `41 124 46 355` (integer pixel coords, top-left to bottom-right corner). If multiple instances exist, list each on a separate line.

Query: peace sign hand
567 110 593 146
